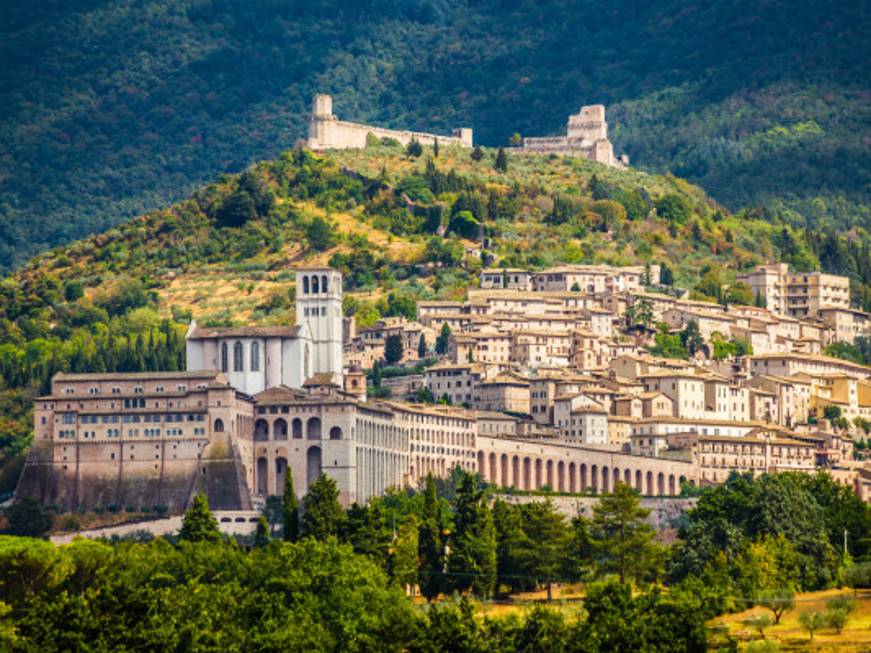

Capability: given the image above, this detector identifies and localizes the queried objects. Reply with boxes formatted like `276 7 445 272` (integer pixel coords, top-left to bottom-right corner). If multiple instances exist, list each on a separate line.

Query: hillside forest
0 0 868 270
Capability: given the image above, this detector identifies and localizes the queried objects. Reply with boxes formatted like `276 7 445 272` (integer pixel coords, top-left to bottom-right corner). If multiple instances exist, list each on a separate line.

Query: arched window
312 275 319 293
214 418 224 432
254 419 269 442
233 341 244 372
321 275 328 293
221 343 229 372
302 276 309 294
273 418 288 440
307 417 321 440
329 426 342 440
292 418 303 439
250 341 260 372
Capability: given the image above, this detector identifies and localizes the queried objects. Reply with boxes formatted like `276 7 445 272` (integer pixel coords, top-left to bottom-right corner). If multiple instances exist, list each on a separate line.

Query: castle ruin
306 94 473 150
520 104 627 168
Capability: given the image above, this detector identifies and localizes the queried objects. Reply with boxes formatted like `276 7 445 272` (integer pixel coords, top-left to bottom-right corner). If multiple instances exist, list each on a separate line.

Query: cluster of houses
16 263 871 515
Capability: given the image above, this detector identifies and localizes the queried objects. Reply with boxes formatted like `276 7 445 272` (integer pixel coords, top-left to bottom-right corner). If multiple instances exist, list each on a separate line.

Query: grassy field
708 589 871 652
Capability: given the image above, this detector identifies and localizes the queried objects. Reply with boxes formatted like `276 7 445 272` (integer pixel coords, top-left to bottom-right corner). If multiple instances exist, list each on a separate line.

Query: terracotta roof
188 325 304 339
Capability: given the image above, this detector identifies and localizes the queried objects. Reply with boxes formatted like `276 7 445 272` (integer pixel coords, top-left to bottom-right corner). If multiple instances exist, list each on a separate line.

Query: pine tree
418 474 445 601
254 515 271 548
590 483 661 585
494 147 508 172
283 469 300 542
179 493 221 542
302 474 345 540
448 474 497 598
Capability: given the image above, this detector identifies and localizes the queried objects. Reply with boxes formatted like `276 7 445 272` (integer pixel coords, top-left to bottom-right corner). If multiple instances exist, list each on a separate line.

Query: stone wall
497 493 697 530
307 94 472 150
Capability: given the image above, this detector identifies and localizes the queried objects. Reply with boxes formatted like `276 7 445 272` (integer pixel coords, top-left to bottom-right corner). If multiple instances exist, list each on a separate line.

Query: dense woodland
1 469 869 650
1 0 868 269
1 144 871 493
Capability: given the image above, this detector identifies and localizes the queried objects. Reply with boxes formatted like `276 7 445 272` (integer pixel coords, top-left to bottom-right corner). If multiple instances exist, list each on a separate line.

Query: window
233 341 244 372
303 275 309 294
322 275 328 293
221 342 229 372
312 276 320 293
250 341 260 372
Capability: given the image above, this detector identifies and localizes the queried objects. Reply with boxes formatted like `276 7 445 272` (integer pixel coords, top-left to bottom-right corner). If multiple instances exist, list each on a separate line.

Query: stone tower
295 268 343 383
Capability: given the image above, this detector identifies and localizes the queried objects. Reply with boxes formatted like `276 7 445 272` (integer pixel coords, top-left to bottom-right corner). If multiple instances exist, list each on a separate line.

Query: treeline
3 468 869 651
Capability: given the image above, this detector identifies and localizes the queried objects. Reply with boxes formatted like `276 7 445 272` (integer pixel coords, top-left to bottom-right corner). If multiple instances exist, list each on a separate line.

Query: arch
221 343 229 372
679 475 688 490
254 419 269 442
213 418 224 433
477 451 485 476
233 341 244 372
306 417 321 440
306 446 322 487
489 452 498 484
545 460 554 489
523 457 531 490
302 276 310 294
256 457 268 495
580 464 588 491
535 459 543 490
500 454 509 488
646 471 654 496
329 426 342 440
591 464 598 492
557 461 565 492
657 472 665 496
275 457 288 494
624 468 632 486
292 418 302 439
321 275 328 293
568 462 576 493
601 466 610 494
250 341 260 372
612 467 620 491
668 474 676 496
635 469 643 492
312 275 320 293
273 418 288 441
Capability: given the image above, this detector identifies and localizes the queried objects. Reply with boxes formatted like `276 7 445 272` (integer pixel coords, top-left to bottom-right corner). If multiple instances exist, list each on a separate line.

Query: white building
186 267 344 395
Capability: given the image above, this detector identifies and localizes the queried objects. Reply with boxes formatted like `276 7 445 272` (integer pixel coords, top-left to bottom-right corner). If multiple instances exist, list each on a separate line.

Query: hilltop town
16 254 871 516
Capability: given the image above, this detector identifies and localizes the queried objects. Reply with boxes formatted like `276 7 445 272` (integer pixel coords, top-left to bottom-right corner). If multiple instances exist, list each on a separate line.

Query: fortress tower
296 267 344 383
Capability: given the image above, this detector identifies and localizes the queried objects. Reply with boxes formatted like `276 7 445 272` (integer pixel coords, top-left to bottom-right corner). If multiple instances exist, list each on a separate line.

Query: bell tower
295 268 344 382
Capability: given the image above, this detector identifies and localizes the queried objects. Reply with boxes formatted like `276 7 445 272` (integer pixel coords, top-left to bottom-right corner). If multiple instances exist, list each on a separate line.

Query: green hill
1 0 868 270
1 142 870 492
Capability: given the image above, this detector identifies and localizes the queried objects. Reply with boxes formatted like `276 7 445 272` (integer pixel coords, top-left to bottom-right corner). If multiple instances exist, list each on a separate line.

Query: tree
660 262 674 286
391 515 419 594
742 614 772 641
448 210 479 239
448 474 497 598
254 516 271 548
4 498 52 538
418 475 446 601
283 469 300 542
823 404 842 420
435 323 451 355
470 145 484 162
799 609 826 642
215 189 256 228
433 138 439 158
179 493 221 542
654 193 692 223
305 217 335 251
417 334 427 359
371 359 383 388
494 148 508 172
756 587 794 624
516 499 572 601
509 132 522 147
725 281 754 306
302 474 345 540
680 320 705 356
590 483 661 585
844 562 871 594
824 595 856 634
406 139 423 158
384 334 404 364
492 499 528 595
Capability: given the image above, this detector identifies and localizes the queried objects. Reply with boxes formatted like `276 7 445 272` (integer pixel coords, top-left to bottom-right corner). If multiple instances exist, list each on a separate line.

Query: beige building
520 105 627 168
18 371 255 513
738 263 851 318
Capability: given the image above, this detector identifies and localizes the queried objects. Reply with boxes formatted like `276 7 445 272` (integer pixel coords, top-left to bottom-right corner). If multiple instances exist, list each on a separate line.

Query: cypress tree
448 474 497 598
302 474 345 540
494 147 508 172
418 474 445 601
283 469 300 542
